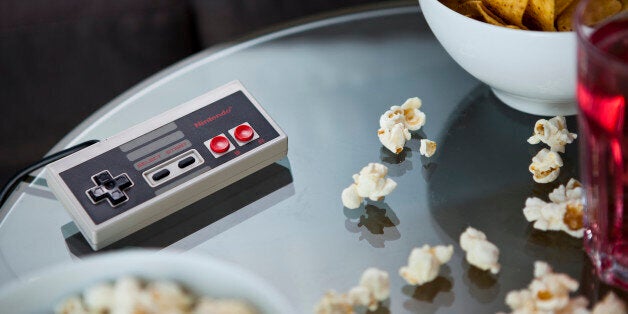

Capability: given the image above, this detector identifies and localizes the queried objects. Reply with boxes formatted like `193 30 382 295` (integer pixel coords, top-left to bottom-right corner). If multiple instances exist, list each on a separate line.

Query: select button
152 169 170 181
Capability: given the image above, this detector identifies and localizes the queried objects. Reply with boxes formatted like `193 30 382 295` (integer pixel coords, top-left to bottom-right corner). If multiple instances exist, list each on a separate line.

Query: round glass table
0 3 621 313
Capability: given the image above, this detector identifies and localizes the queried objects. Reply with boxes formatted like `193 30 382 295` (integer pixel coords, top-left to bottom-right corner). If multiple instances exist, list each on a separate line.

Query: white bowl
0 250 296 313
419 0 577 116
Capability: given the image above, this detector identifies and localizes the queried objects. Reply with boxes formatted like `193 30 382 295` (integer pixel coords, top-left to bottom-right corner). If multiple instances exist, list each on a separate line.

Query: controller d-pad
86 170 133 207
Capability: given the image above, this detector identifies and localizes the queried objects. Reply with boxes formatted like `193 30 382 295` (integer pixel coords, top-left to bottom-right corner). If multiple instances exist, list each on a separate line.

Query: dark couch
0 0 388 186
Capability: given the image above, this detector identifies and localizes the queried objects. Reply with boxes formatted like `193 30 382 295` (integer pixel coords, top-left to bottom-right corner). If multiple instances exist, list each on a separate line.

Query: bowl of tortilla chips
419 0 622 116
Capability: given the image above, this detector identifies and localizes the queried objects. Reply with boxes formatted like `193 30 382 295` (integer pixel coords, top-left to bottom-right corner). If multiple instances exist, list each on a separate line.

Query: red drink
578 14 628 288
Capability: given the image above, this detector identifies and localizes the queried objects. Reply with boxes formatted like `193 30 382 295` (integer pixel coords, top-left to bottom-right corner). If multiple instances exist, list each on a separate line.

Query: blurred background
0 0 396 187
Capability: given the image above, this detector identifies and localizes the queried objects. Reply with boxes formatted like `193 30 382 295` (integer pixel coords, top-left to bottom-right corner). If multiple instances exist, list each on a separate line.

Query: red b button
209 135 230 153
234 124 254 142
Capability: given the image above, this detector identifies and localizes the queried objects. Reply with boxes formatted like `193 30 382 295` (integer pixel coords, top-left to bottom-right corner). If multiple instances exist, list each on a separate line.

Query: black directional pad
86 170 133 207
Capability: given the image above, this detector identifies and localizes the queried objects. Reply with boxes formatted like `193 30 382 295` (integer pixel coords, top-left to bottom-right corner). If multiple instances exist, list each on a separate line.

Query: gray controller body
46 81 288 250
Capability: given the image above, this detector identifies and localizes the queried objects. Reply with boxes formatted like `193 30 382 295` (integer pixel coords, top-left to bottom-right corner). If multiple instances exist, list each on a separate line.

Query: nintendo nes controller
46 81 288 250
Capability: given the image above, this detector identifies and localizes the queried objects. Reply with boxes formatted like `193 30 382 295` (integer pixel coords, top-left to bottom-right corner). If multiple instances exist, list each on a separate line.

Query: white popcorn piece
194 298 259 314
529 148 563 183
341 184 362 210
419 139 437 157
460 227 500 274
141 280 193 312
314 291 354 314
55 296 87 314
527 116 577 153
110 277 144 314
83 283 114 313
548 178 583 204
377 97 426 154
592 292 628 314
341 163 397 209
501 261 584 314
358 267 390 304
379 97 426 131
377 123 411 154
399 97 426 131
318 268 390 313
348 286 375 311
399 244 453 285
523 179 584 238
379 107 406 131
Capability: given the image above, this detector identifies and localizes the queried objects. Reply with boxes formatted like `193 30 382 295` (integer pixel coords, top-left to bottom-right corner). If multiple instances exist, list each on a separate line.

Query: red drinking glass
576 0 628 289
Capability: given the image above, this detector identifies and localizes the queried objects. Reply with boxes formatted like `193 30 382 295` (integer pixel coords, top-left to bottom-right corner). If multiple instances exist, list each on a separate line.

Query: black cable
0 140 100 208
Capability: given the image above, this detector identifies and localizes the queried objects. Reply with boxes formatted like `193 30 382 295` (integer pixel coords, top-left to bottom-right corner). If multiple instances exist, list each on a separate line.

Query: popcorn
83 283 114 313
379 97 426 131
378 123 411 154
55 296 87 314
358 268 390 304
399 245 453 285
528 116 577 153
314 291 354 314
529 148 563 183
142 280 193 312
501 261 584 314
341 163 397 209
592 292 627 314
378 97 426 154
315 268 390 313
194 298 258 314
460 227 500 274
419 139 437 157
55 277 258 314
523 179 584 238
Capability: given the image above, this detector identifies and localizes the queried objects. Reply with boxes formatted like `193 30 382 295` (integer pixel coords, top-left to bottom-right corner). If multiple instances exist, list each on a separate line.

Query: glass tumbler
576 0 628 289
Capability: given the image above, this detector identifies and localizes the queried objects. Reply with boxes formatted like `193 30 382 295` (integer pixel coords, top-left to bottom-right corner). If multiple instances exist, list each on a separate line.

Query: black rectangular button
178 156 196 169
152 169 170 181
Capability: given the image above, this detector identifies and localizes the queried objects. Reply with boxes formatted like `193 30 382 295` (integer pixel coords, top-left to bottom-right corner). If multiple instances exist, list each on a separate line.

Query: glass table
0 3 621 313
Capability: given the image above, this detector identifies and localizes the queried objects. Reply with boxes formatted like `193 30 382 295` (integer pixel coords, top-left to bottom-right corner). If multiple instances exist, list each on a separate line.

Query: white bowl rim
419 0 575 37
0 249 297 313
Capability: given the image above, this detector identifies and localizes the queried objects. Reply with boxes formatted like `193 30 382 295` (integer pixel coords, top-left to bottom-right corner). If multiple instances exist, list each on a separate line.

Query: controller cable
0 140 100 209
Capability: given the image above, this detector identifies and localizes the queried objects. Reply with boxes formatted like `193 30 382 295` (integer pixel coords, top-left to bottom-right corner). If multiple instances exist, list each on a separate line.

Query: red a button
234 124 254 142
209 135 230 153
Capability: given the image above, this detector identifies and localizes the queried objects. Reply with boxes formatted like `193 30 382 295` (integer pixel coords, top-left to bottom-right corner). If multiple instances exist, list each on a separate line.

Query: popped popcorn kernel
314 291 354 314
399 244 453 285
55 277 259 314
55 296 87 314
82 283 114 313
400 97 426 131
419 139 437 157
522 179 584 238
460 227 500 274
377 123 411 154
529 148 563 183
341 184 362 210
501 261 584 314
377 97 426 154
527 116 577 153
592 292 627 314
359 268 390 304
194 298 258 314
341 163 397 209
315 268 390 313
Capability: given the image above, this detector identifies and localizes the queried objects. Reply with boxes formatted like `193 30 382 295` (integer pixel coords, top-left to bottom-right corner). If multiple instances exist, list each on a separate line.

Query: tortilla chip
458 0 509 26
583 0 622 25
556 0 578 31
555 0 574 17
525 0 556 31
481 0 529 27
